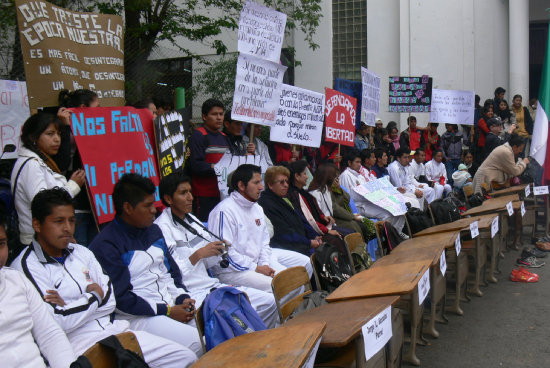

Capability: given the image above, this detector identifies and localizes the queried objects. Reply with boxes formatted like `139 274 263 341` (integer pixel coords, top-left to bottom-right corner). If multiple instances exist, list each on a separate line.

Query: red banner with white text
324 88 356 147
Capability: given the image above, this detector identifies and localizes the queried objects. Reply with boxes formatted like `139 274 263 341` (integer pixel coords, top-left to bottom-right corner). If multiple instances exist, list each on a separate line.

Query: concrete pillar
509 0 529 99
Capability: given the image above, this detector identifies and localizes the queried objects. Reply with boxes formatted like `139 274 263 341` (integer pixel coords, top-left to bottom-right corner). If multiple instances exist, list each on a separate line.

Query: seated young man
1 217 76 368
89 174 202 358
12 188 196 367
208 164 311 294
155 172 278 327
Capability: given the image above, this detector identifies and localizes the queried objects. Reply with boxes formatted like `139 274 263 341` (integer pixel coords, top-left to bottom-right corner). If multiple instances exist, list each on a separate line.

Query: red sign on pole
71 106 160 224
324 88 356 147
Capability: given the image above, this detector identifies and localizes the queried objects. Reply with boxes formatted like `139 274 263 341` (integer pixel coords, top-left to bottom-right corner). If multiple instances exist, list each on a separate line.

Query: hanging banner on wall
0 80 30 159
324 88 356 147
429 89 475 125
388 75 432 113
70 106 159 224
270 84 325 148
15 0 125 109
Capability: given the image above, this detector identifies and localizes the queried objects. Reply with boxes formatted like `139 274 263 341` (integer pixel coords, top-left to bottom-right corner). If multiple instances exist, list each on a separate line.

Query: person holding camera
89 174 203 360
155 172 278 328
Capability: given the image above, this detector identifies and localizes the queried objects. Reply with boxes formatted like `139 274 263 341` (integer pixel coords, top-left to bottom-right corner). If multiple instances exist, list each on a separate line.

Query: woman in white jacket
11 113 86 244
424 149 452 199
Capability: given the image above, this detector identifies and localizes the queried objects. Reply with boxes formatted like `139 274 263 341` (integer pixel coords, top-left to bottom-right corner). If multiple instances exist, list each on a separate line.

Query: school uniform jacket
208 191 272 275
89 217 190 317
388 161 417 193
12 241 130 355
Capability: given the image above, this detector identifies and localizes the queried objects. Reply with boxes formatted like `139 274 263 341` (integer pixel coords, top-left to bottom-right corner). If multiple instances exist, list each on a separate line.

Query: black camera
219 241 231 268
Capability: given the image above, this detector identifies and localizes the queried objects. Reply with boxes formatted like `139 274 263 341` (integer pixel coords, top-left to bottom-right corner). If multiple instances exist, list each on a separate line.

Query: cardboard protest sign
154 111 187 179
16 0 124 109
238 0 287 64
430 89 475 125
232 53 287 126
361 67 381 126
324 88 356 147
0 80 29 159
388 76 432 112
352 177 408 216
71 107 159 224
214 152 270 200
270 84 325 148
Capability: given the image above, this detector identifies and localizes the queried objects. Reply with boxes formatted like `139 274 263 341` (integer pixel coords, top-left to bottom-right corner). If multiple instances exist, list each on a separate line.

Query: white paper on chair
521 202 526 217
491 216 499 238
469 221 479 238
439 251 447 276
506 201 514 216
525 185 531 197
455 233 461 255
361 306 392 361
533 186 549 195
418 269 430 305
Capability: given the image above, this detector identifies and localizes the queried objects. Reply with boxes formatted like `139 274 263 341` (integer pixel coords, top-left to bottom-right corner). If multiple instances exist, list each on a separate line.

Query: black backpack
430 198 461 225
519 158 543 186
378 221 404 254
70 335 149 368
314 242 353 292
405 206 434 235
468 192 485 208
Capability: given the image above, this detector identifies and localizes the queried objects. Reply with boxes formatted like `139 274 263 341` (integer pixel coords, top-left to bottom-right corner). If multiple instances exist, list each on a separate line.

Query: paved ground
414 232 550 368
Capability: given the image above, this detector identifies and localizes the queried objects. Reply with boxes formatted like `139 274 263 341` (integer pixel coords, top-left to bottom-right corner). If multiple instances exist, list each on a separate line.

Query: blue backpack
202 286 266 350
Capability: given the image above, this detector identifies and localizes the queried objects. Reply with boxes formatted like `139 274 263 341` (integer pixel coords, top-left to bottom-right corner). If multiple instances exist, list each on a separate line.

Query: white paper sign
232 54 287 126
440 251 447 276
534 186 549 195
0 80 29 159
360 67 380 126
214 152 270 200
455 233 461 255
469 221 479 239
269 84 325 148
353 177 408 216
521 202 526 217
418 269 430 305
491 216 499 238
238 0 287 63
525 185 531 197
429 89 475 125
506 201 514 216
361 306 392 361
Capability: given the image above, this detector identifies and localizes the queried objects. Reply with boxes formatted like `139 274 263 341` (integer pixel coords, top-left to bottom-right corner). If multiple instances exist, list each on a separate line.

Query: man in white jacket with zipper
155 172 278 327
208 164 310 293
12 187 197 367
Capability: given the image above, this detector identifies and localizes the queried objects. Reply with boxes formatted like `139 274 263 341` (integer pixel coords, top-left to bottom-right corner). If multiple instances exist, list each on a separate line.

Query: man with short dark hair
155 172 278 327
1 215 76 368
89 174 202 359
13 187 196 367
208 164 310 293
400 115 425 151
190 98 230 221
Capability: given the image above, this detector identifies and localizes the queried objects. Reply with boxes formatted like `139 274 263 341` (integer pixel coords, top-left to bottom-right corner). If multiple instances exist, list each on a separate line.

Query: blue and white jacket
89 217 190 317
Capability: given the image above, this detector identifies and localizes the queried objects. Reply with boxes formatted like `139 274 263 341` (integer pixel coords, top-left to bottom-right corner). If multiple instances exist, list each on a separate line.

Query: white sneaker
399 232 409 240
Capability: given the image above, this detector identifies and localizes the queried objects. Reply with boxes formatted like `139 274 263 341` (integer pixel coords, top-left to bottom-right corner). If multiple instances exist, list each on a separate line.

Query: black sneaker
516 256 545 268
522 247 548 259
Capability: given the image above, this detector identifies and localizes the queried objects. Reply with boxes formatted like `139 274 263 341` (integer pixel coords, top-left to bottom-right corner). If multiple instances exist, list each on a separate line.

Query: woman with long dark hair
11 113 86 245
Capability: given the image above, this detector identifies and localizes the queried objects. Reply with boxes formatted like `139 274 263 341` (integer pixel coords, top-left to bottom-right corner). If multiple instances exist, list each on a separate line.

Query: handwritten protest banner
71 107 159 224
0 80 29 159
353 177 408 216
238 0 286 64
154 111 187 179
232 53 286 126
214 152 270 200
270 84 324 148
388 76 432 112
429 89 475 125
324 88 356 147
361 306 392 361
16 0 124 109
361 67 380 126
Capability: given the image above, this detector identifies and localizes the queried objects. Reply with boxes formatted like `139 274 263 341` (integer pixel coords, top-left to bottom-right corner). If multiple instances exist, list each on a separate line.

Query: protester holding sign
243 123 273 166
339 149 407 238
189 99 230 221
223 110 253 156
11 113 86 245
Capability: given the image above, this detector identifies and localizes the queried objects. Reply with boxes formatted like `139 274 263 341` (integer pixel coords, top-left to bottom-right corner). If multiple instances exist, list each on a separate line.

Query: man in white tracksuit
155 172 279 327
208 164 312 294
12 187 196 367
